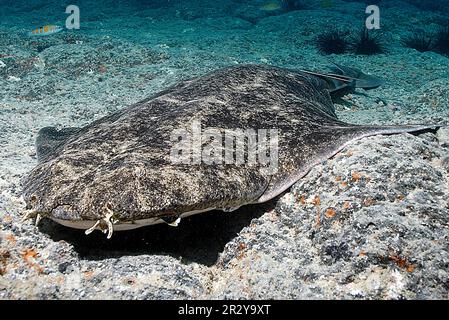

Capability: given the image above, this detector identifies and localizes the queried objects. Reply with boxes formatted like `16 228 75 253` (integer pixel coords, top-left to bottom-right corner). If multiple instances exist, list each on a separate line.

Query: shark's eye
30 195 38 203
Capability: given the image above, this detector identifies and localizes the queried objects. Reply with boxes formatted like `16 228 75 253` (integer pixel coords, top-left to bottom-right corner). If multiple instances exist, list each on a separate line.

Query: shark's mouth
49 206 220 236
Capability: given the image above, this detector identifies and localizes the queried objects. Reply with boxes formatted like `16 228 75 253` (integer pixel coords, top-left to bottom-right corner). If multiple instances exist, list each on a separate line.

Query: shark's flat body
22 65 439 238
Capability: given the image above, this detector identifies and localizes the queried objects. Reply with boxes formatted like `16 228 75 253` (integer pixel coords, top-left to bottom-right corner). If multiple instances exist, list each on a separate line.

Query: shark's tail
300 63 385 94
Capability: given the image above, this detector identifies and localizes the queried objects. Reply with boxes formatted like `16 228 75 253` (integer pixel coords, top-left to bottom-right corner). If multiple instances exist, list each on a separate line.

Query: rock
213 132 449 299
57 262 73 274
437 127 449 148
7 75 21 82
442 157 449 172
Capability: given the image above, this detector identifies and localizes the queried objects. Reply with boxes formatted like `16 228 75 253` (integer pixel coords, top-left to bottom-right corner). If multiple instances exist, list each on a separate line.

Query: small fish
260 1 282 11
29 25 63 36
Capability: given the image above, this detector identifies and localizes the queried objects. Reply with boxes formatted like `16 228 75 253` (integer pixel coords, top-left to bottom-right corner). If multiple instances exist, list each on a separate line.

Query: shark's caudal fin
333 123 441 138
300 63 385 94
36 126 80 163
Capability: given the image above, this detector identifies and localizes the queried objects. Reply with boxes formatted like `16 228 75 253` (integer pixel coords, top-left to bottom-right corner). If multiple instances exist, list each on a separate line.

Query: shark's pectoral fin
256 124 442 203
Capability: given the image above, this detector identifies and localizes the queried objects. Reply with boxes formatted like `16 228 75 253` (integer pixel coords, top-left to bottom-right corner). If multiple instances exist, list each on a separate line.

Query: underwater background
0 1 448 299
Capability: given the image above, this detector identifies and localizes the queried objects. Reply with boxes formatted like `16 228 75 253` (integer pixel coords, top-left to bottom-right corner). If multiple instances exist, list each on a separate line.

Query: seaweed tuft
315 29 350 55
403 31 433 52
434 22 449 56
351 28 385 55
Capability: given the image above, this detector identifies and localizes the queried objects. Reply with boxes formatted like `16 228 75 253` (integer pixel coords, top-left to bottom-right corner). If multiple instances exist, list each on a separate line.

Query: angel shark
22 64 441 238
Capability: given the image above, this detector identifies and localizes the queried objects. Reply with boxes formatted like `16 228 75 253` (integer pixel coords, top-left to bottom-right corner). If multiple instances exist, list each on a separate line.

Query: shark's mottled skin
22 65 439 236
